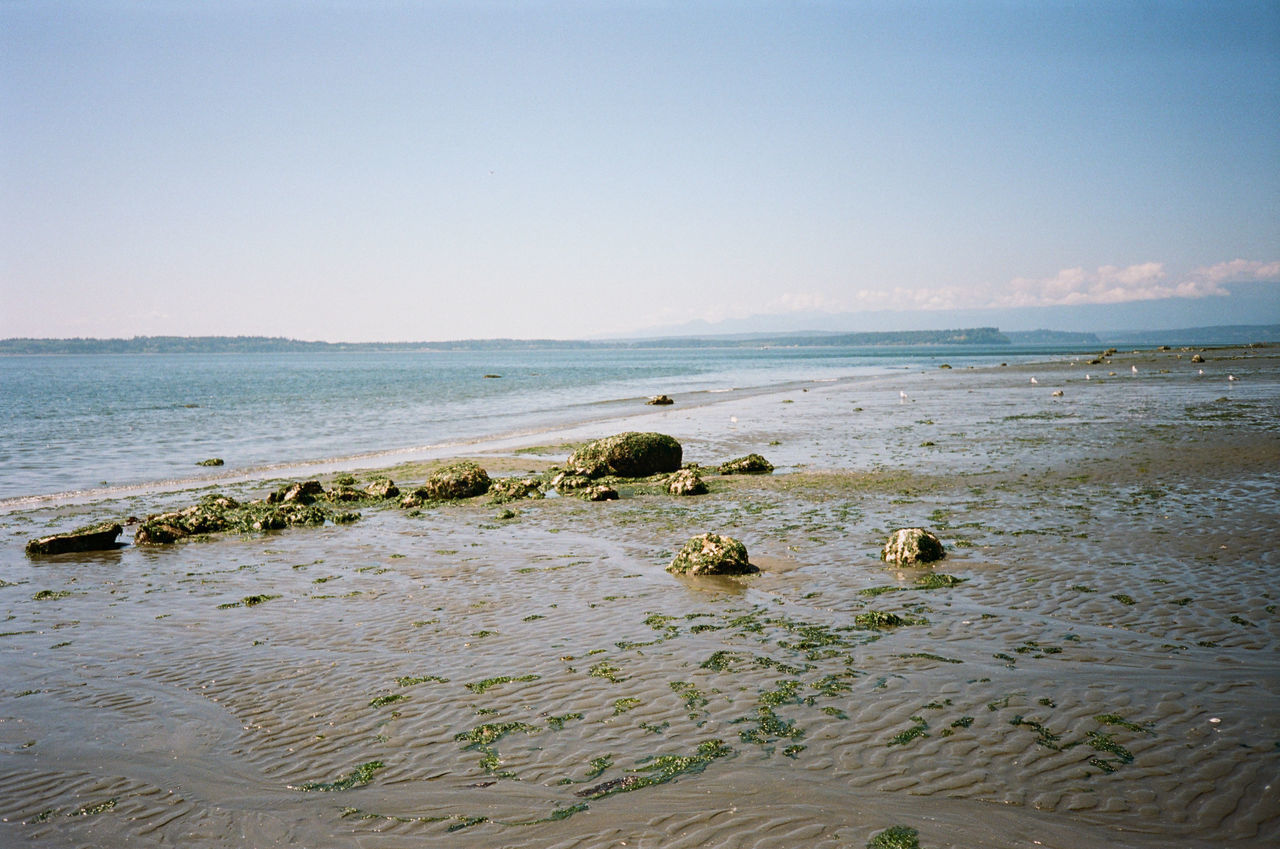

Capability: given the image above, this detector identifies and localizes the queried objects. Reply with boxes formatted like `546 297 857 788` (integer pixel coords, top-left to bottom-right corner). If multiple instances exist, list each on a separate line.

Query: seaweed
575 739 733 799
369 693 405 709
465 674 539 694
293 760 385 792
888 716 929 747
867 825 920 849
454 722 537 749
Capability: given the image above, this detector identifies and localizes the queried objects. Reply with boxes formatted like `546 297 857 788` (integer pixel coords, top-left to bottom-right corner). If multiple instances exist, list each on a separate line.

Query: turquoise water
0 345 1056 500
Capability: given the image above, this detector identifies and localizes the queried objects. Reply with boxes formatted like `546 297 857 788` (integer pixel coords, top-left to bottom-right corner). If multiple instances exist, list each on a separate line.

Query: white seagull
1030 377 1038 384
1228 375 1238 382
1131 365 1138 374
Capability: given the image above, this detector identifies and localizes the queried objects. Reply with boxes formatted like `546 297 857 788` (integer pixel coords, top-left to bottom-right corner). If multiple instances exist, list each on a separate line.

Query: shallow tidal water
1 346 1277 848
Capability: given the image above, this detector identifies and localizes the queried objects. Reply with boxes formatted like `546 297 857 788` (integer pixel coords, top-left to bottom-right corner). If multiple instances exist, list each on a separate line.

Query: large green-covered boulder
416 461 491 500
667 533 755 575
567 432 682 478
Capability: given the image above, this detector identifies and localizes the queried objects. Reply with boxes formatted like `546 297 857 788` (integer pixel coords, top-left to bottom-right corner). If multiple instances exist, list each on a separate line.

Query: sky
2 0 1278 342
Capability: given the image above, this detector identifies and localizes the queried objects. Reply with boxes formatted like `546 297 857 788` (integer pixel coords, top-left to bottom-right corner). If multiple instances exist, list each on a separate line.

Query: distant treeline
0 328 1012 354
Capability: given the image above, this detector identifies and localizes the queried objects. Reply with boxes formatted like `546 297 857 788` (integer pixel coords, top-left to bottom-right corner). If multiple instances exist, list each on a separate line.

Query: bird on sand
1131 365 1138 374
1228 375 1238 382
1030 377 1038 384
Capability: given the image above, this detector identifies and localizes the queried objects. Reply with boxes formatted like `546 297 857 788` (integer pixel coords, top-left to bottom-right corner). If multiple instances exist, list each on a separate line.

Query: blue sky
2 0 1277 341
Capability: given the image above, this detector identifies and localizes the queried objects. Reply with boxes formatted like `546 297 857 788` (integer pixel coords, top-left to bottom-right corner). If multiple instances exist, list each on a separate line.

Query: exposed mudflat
2 346 1277 848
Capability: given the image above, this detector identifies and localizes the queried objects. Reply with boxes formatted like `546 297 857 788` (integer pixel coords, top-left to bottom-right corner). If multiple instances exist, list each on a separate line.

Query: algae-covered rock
327 484 365 502
567 432 682 478
647 394 674 405
268 480 326 505
718 454 774 475
667 533 755 575
550 471 593 492
26 522 123 556
196 457 224 467
364 478 400 499
135 492 326 544
881 528 946 566
666 468 707 496
582 485 619 502
417 461 491 500
488 477 545 503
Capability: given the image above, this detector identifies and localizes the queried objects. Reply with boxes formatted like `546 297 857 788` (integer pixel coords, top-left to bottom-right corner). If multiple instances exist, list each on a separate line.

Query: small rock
881 528 946 566
268 480 326 505
582 485 619 502
550 471 594 492
196 458 224 467
26 522 123 556
667 533 755 575
647 394 675 405
1191 353 1205 363
365 478 400 499
1051 389 1064 397
489 477 545 503
416 461 491 500
666 467 707 496
718 453 774 475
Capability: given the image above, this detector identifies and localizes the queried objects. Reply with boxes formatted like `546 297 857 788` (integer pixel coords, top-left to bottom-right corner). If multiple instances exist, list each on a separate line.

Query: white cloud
1190 259 1280 284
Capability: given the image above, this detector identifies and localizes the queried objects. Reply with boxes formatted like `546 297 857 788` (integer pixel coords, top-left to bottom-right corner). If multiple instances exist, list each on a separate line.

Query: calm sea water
0 344 1064 501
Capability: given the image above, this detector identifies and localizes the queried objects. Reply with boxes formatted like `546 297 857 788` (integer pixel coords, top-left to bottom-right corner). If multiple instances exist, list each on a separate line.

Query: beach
1 345 1277 848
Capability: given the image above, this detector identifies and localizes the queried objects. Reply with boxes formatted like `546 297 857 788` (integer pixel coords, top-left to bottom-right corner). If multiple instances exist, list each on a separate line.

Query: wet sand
1 345 1277 848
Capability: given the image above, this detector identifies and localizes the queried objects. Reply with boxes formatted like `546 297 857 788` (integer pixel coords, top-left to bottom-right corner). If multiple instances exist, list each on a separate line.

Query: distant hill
0 328 1011 355
1003 330 1102 345
1098 324 1280 347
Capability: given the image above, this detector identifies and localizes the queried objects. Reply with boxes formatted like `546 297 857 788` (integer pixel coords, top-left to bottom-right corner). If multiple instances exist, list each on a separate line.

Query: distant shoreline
3 323 1278 355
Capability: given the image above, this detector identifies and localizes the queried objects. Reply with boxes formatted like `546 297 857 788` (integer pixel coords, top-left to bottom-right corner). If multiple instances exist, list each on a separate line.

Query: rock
416 461 491 500
134 492 328 544
666 468 707 496
268 480 326 505
939 363 952 369
196 457 224 466
1191 353 1205 363
1051 389 1064 397
364 478 400 499
881 528 946 566
582 485 619 502
566 432 683 478
647 394 674 405
483 374 502 379
550 471 594 492
718 453 774 475
327 484 365 502
489 477 545 503
26 522 123 556
667 533 755 575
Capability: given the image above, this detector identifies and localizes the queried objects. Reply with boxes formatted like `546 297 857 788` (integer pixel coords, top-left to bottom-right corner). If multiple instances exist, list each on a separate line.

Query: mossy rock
550 471 594 492
667 533 755 575
26 522 123 556
582 485 619 502
268 480 326 505
647 394 674 405
417 461 491 500
881 528 946 566
718 453 774 475
567 432 682 478
364 478 400 499
489 477 545 503
196 457 224 467
666 468 707 496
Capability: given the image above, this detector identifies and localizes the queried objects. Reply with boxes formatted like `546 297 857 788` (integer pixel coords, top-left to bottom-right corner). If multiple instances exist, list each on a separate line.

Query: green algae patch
72 798 117 816
854 610 924 630
455 721 538 749
369 693 406 709
868 825 920 849
397 674 449 687
613 697 642 715
32 590 73 601
914 573 965 589
888 716 929 747
217 593 280 609
293 760 385 792
546 712 584 730
464 674 540 694
575 739 733 799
